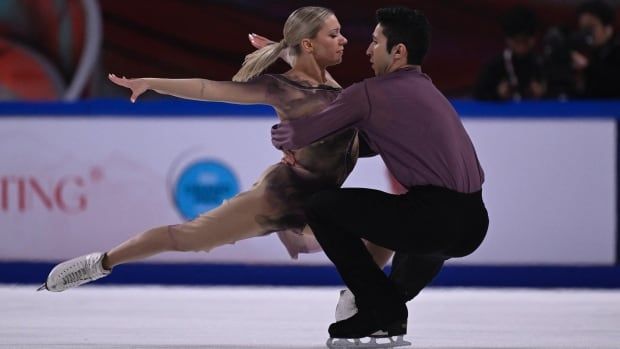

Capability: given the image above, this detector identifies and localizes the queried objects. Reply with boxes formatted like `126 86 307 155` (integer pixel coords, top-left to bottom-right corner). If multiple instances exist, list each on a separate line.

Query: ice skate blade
326 335 411 348
36 283 47 292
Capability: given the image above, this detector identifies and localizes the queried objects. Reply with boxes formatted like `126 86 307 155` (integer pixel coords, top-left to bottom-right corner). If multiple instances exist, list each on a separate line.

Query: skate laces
61 255 104 286
64 267 88 285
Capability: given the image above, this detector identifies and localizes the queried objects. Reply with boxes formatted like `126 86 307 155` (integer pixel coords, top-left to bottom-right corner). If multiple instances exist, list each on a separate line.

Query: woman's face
309 14 348 67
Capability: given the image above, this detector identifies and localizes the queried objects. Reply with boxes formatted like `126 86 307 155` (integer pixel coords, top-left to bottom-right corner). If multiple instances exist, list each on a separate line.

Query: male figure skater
271 6 489 346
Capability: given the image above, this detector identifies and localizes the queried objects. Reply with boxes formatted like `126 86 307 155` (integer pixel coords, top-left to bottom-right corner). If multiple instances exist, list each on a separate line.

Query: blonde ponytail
232 7 333 82
232 41 287 82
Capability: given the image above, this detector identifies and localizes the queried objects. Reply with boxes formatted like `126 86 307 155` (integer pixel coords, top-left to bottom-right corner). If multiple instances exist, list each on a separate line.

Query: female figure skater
39 7 392 301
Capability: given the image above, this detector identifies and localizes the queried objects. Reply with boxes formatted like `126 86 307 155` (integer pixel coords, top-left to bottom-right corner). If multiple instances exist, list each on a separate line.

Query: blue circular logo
172 160 239 220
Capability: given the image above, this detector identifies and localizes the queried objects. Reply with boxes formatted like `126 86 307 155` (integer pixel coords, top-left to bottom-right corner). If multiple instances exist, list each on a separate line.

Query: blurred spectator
474 6 546 101
572 0 620 98
542 25 581 99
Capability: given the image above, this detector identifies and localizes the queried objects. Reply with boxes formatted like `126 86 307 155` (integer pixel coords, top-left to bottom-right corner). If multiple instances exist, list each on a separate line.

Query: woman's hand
108 73 149 103
248 33 276 49
248 33 294 66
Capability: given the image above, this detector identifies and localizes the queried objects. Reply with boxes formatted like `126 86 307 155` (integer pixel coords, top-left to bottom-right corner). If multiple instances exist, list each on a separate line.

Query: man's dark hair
501 6 538 38
376 7 430 65
577 0 616 26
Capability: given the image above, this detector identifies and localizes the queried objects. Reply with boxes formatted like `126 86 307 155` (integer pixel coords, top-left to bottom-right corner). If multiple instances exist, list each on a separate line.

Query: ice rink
1 285 618 349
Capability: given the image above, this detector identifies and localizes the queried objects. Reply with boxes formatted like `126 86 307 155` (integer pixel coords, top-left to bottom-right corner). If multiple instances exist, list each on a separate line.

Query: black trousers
305 185 489 312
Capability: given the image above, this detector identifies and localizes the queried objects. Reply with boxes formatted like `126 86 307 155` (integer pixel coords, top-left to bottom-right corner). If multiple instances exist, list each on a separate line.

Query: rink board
0 100 619 286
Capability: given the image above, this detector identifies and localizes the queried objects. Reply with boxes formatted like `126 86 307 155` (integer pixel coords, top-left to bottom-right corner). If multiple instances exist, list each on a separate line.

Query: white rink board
0 117 615 265
463 119 615 265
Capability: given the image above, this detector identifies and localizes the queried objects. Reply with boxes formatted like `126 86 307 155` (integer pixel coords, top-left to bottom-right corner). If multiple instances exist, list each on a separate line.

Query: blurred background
1 0 620 288
1 0 619 100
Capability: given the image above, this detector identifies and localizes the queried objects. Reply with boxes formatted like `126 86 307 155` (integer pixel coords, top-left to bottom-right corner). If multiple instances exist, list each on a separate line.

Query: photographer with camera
571 0 620 99
474 6 546 101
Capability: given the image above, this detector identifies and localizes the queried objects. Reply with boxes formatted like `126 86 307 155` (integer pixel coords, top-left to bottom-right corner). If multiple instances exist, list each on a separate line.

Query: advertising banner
0 116 615 265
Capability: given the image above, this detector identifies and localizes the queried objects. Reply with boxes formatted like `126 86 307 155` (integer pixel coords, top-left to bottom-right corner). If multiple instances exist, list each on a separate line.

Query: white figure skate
37 252 111 292
329 292 411 349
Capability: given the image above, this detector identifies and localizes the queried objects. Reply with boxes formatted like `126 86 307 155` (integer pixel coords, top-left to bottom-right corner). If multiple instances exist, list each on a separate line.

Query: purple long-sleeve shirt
271 66 484 193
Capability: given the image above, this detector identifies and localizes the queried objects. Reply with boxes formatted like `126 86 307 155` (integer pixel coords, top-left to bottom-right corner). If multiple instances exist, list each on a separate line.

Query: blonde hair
232 6 334 82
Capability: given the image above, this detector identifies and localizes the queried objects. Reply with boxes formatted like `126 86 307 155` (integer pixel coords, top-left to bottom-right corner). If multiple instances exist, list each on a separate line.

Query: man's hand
281 151 296 166
271 123 293 150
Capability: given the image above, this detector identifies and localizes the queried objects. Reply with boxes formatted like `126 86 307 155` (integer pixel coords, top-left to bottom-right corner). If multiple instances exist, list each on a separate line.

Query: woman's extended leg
104 189 274 268
40 178 278 292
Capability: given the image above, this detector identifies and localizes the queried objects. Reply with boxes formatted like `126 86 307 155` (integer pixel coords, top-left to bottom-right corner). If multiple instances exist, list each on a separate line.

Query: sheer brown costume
168 74 359 258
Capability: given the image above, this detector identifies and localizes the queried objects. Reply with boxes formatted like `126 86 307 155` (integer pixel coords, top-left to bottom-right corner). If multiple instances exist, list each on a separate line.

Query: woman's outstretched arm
108 73 272 105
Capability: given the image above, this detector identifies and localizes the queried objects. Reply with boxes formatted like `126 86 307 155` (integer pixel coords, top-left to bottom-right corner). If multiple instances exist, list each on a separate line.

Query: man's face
579 13 613 47
366 24 393 76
